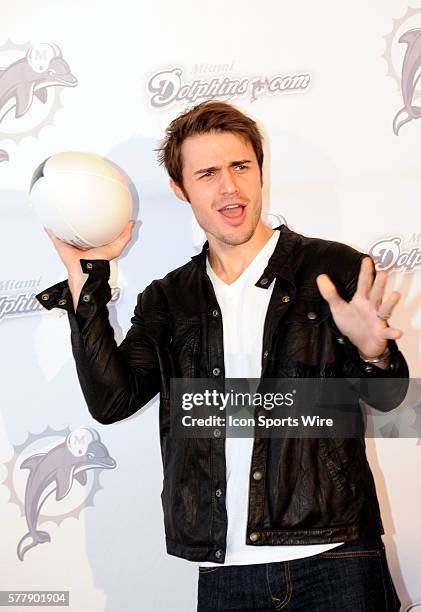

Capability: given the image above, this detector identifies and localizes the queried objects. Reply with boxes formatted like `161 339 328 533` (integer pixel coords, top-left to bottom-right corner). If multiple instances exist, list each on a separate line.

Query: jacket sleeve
326 245 410 412
35 258 161 425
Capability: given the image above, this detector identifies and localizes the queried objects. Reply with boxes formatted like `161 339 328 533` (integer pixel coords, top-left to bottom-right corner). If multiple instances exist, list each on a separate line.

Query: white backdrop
0 1 420 610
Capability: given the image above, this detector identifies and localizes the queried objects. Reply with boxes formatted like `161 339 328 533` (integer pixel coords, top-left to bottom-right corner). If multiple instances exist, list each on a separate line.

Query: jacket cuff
79 258 111 277
328 317 408 378
35 259 111 315
36 279 71 311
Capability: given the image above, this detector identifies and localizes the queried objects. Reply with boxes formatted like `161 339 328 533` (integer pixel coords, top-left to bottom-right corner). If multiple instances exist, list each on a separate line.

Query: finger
111 221 135 253
316 274 345 309
128 219 136 237
377 291 401 319
380 326 403 340
118 220 135 240
369 270 388 309
356 257 374 298
123 220 135 240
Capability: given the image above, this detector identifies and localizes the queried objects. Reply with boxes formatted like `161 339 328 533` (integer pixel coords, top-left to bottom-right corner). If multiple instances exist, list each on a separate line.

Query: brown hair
156 99 264 197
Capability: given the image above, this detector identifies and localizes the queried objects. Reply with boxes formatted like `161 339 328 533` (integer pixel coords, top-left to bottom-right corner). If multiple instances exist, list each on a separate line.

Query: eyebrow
193 159 252 176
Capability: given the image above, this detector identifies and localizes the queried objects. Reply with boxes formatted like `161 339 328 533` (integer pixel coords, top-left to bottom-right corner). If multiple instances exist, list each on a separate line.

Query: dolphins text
147 67 311 108
369 236 421 273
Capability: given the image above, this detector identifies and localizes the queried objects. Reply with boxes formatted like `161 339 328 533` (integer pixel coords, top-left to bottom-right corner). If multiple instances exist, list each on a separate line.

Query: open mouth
218 204 246 219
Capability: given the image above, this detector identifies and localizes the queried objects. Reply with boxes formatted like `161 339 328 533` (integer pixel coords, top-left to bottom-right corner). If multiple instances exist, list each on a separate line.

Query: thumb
123 219 135 239
124 219 136 241
316 274 343 309
113 220 135 249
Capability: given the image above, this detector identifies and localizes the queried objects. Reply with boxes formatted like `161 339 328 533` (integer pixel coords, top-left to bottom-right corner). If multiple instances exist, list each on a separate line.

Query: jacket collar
190 224 299 288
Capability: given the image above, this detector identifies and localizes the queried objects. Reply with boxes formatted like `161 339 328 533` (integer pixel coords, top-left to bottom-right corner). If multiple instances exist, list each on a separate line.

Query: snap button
215 549 223 559
212 367 220 376
82 294 91 302
41 293 49 301
364 365 373 373
249 532 260 542
281 295 290 303
260 277 269 286
86 262 93 269
58 299 67 306
307 311 317 320
263 350 269 359
252 470 263 481
215 488 223 498
336 337 345 344
212 309 219 317
213 428 221 438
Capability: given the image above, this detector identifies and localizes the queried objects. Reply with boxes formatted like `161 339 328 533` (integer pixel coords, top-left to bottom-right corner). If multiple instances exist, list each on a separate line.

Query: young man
37 100 408 611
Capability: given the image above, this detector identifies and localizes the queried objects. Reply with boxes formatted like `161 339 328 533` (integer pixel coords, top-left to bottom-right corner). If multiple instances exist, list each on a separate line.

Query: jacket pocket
278 295 332 368
319 438 361 495
283 291 332 326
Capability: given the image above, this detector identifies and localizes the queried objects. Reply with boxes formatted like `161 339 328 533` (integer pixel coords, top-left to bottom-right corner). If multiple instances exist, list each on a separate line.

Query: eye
200 171 214 178
235 164 248 171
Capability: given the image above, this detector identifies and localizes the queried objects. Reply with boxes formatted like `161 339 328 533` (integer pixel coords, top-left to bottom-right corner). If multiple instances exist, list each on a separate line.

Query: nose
219 168 239 196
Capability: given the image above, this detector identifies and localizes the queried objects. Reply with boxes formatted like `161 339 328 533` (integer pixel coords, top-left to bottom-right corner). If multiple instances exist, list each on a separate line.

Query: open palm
316 257 403 359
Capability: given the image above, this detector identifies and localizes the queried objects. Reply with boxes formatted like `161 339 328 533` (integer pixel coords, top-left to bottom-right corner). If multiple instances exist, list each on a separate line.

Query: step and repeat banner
1 1 420 610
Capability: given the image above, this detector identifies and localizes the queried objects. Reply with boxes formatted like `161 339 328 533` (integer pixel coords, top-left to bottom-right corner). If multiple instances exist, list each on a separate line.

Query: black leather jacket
36 224 409 564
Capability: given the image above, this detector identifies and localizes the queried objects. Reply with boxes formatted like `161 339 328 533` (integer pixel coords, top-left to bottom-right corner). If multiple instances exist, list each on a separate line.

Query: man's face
170 131 263 247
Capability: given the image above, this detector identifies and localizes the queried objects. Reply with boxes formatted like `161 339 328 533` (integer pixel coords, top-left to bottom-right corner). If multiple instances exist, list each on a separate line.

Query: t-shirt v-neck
206 231 279 378
206 230 279 295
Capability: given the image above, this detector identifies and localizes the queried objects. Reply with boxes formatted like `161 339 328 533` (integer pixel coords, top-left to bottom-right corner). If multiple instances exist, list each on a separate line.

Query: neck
207 221 275 284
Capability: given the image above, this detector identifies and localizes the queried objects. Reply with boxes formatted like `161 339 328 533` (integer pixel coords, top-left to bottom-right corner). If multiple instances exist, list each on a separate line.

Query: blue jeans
197 537 401 611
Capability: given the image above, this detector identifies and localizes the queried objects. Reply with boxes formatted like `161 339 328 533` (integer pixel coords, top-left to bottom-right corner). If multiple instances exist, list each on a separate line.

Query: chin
219 226 256 246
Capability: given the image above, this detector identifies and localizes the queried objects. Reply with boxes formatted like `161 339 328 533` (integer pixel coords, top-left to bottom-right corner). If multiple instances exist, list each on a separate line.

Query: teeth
223 204 241 210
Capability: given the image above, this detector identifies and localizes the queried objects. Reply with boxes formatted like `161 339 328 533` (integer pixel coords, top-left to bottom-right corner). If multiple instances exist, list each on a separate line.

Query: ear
169 178 189 202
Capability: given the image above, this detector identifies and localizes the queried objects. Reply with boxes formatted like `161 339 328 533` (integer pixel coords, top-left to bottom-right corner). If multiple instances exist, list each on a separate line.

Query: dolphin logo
250 77 267 102
17 427 116 561
393 28 421 135
0 42 77 161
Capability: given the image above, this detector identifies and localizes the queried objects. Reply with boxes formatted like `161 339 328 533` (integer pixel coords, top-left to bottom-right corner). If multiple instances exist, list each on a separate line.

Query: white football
29 151 134 249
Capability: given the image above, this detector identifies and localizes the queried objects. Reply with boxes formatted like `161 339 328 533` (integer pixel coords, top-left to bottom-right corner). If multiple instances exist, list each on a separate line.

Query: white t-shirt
199 229 342 566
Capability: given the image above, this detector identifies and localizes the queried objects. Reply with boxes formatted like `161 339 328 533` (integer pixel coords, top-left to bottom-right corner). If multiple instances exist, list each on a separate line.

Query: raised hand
44 220 136 274
316 257 403 359
44 220 136 311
